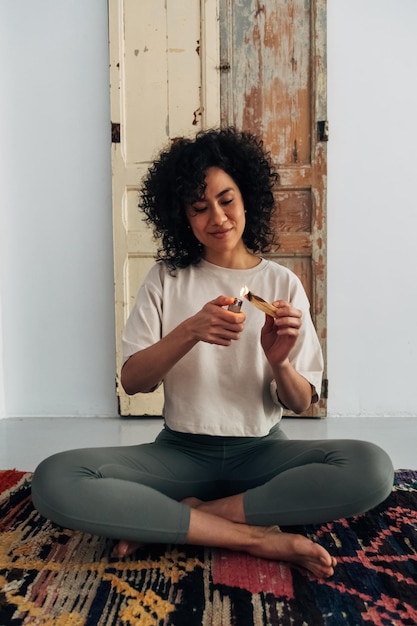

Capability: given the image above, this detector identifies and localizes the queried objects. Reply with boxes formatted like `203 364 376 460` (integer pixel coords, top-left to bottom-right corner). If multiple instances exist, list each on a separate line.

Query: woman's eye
190 205 207 214
222 198 233 206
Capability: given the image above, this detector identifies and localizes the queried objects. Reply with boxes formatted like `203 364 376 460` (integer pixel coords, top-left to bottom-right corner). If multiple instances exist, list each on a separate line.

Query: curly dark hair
140 127 279 270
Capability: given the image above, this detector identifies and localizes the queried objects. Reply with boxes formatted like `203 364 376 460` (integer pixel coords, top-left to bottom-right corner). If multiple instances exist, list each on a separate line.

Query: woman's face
186 167 247 263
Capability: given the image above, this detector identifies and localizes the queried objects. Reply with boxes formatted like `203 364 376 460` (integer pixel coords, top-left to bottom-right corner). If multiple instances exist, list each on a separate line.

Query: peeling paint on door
220 0 328 416
110 0 206 416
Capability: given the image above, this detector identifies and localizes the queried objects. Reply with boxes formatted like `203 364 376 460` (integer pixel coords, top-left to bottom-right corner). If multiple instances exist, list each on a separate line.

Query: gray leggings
31 424 394 545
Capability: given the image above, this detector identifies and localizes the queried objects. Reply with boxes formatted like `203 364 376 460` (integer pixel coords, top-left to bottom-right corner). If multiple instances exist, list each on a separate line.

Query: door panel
110 0 206 415
110 0 327 416
220 0 327 416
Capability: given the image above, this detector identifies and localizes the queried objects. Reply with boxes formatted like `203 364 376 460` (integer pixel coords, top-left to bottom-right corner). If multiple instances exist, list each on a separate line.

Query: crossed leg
113 437 393 579
114 492 336 579
33 432 392 581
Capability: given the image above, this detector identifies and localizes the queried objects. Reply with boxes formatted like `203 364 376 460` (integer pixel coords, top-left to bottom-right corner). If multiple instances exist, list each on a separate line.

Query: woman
32 128 394 579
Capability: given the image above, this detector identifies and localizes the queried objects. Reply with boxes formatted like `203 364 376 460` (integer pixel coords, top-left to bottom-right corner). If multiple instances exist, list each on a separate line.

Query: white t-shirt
122 258 323 437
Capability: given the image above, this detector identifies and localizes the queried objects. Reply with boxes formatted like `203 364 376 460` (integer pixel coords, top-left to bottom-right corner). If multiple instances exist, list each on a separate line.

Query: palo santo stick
241 286 277 317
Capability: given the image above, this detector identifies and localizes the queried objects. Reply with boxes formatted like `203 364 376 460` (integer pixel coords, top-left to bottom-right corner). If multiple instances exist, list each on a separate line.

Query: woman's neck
203 248 261 270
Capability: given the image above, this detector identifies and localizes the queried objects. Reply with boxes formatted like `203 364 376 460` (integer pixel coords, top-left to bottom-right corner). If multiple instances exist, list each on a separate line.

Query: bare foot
112 539 144 558
248 526 336 578
183 498 336 578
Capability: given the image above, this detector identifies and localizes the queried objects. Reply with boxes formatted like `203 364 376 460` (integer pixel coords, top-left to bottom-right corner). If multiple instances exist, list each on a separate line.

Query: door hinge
217 62 231 72
317 120 329 142
115 377 122 415
112 122 121 143
321 378 329 399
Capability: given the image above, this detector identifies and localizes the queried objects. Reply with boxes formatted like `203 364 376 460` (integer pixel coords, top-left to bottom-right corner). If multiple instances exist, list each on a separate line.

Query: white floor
0 416 415 472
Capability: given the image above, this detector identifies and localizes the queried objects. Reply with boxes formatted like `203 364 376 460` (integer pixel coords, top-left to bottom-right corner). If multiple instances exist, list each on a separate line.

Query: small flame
239 285 277 317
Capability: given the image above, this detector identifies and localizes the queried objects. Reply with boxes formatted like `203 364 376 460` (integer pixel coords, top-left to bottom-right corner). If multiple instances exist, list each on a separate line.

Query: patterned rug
0 470 416 626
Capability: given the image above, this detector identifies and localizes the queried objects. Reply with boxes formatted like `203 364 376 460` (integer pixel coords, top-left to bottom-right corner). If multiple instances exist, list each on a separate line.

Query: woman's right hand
121 296 245 395
189 295 246 346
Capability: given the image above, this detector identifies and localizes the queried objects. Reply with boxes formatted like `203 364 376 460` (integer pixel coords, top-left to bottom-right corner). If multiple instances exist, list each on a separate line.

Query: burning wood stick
240 286 277 317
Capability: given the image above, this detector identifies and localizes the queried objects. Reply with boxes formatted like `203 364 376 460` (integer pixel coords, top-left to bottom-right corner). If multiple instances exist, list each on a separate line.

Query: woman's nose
211 204 228 225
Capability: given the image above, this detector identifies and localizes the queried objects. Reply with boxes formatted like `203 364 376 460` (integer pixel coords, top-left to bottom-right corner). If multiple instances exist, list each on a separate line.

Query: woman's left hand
260 301 302 367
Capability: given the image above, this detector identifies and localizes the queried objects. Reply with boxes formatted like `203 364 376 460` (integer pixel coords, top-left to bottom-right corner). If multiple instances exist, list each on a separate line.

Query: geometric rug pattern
0 469 416 625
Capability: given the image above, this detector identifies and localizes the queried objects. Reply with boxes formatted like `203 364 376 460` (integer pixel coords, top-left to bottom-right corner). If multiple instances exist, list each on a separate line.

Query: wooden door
110 0 327 417
220 0 327 416
109 0 219 415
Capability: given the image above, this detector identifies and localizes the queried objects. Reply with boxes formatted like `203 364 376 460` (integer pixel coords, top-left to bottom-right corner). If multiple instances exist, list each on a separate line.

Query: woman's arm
261 301 313 414
121 318 199 395
269 360 313 414
121 295 245 395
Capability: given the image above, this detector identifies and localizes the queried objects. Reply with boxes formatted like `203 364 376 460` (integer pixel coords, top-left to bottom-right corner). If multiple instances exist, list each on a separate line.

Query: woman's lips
210 228 232 239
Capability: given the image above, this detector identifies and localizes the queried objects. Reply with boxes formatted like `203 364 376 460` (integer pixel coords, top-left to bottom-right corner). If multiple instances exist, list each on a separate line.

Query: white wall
0 0 416 418
327 0 417 416
0 1 118 417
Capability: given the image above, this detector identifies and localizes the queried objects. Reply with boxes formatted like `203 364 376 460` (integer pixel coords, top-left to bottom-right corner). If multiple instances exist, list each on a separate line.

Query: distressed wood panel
275 190 312 233
220 0 327 416
110 0 203 416
121 0 201 162
110 0 326 416
220 0 311 164
273 234 312 255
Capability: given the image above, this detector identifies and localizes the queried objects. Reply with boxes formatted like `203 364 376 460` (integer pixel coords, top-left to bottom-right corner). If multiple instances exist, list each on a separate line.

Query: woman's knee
367 441 394 494
32 454 62 508
31 450 92 522
346 439 394 508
